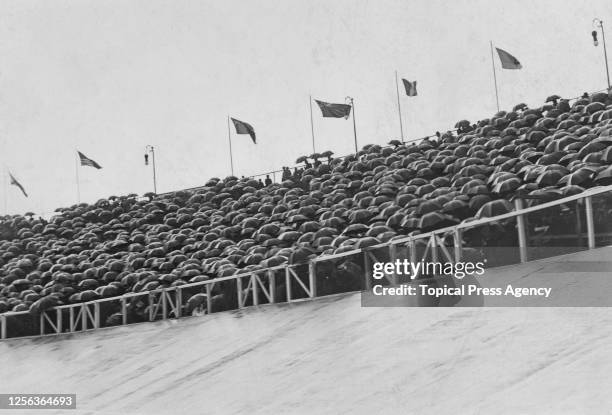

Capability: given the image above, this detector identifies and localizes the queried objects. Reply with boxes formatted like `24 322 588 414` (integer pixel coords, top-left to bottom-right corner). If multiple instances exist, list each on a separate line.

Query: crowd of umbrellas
2 90 612 321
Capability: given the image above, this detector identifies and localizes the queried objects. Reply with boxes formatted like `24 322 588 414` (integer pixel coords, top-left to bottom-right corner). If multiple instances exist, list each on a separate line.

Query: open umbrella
493 177 521 195
469 195 492 211
342 223 369 237
535 170 565 187
442 199 469 217
418 212 459 231
557 169 592 186
348 209 375 224
278 231 302 243
400 216 420 231
560 185 585 197
415 200 442 216
526 188 564 204
354 237 381 249
595 166 612 185
454 119 471 129
475 199 513 219
546 94 561 104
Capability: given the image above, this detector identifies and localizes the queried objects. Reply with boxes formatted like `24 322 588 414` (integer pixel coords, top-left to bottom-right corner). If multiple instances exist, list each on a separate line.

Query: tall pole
347 97 358 153
600 21 611 89
227 115 235 176
145 145 157 194
151 147 157 194
395 70 405 142
309 95 316 153
75 151 81 203
490 41 500 112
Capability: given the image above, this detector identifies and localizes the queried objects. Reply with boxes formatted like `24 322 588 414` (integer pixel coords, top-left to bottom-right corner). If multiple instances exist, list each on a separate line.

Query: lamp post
346 96 358 153
144 145 157 194
592 18 611 90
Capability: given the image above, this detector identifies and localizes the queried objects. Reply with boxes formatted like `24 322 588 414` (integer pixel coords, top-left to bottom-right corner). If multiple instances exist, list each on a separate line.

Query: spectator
282 167 291 181
293 167 303 181
265 175 272 186
557 99 570 113
258 178 264 188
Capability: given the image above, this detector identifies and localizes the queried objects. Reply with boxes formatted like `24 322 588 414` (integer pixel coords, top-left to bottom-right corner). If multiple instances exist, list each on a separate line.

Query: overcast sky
1 0 611 215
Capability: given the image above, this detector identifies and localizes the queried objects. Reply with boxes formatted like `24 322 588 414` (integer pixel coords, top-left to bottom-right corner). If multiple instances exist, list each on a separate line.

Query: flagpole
75 151 81 203
347 97 358 153
227 116 235 176
490 40 500 112
395 71 405 143
309 95 316 153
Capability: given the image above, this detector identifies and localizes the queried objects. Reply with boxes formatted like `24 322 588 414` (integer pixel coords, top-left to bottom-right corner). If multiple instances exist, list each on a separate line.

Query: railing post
514 198 528 263
430 234 438 263
585 196 596 249
162 290 168 320
268 270 276 303
176 287 182 318
121 297 127 325
39 312 45 335
237 276 244 308
56 308 62 334
1 314 6 339
363 251 372 290
409 238 417 264
454 229 463 262
82 304 88 330
94 302 100 329
148 293 155 321
69 307 76 332
285 267 292 302
308 261 317 298
389 244 398 285
206 283 212 314
252 275 259 306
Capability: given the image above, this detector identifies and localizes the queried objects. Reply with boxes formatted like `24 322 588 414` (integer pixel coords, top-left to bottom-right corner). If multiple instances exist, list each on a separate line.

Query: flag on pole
9 172 27 197
230 118 256 143
401 79 418 96
495 47 522 69
314 100 352 119
78 151 102 169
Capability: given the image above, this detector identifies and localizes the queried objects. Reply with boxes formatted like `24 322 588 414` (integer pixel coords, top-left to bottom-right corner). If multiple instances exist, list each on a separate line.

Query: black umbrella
468 195 492 211
475 199 513 219
418 212 459 231
557 169 592 186
493 178 522 195
342 223 370 237
535 170 565 187
595 166 612 185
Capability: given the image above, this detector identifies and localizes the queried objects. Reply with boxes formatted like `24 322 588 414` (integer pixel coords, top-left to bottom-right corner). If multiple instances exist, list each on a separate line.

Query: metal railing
2 184 612 340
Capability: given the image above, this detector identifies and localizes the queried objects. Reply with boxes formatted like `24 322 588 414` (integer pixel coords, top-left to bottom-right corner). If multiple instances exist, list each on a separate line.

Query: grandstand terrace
2 90 612 338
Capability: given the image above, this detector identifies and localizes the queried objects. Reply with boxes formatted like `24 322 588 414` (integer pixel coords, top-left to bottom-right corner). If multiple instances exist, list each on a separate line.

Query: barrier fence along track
2 184 612 340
